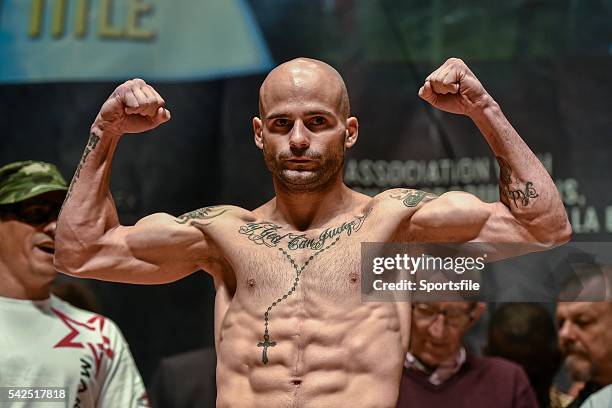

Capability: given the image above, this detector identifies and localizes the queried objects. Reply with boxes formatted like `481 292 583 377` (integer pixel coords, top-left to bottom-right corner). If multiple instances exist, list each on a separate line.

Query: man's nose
428 315 445 338
289 121 311 151
558 320 576 343
43 219 57 239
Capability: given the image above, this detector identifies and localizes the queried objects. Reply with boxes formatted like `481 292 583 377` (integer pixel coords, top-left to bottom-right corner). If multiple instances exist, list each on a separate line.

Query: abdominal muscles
215 276 405 408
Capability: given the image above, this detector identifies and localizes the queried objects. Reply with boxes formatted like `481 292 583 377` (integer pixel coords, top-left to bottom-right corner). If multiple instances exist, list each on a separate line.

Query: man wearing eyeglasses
397 302 538 408
0 161 149 407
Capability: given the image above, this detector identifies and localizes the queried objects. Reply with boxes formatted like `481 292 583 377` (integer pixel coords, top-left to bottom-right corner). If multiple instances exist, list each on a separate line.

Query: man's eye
575 318 593 327
22 206 47 218
416 305 436 316
445 311 464 319
311 116 326 125
275 119 289 127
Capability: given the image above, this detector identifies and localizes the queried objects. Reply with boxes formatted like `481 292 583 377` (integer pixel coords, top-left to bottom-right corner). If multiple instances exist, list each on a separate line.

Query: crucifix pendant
257 334 276 365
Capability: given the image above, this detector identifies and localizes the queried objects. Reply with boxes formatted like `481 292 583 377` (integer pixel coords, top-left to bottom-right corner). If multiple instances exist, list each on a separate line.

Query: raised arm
403 58 571 245
55 79 215 284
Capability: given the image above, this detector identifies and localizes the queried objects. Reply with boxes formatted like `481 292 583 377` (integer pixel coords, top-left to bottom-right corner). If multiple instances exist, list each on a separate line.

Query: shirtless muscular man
55 57 571 407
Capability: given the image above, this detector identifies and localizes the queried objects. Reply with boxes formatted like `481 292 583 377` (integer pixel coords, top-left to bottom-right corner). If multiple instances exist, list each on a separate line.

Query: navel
349 272 359 283
247 278 256 288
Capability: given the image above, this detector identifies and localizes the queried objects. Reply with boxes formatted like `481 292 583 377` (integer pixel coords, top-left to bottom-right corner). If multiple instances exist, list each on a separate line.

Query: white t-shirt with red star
0 294 149 407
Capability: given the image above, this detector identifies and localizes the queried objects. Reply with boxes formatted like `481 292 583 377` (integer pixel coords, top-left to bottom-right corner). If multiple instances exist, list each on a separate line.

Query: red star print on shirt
52 308 114 372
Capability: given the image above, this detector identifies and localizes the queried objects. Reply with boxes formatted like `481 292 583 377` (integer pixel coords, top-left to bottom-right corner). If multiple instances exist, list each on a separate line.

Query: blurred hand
93 78 171 136
418 58 489 116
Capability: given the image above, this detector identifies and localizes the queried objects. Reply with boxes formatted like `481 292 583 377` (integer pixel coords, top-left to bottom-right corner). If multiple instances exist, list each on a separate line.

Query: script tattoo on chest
389 189 436 207
244 209 372 365
497 156 539 207
238 209 372 250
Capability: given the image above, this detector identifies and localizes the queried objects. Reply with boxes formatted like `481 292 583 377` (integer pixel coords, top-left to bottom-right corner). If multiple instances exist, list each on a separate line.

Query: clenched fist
93 78 171 136
418 58 490 116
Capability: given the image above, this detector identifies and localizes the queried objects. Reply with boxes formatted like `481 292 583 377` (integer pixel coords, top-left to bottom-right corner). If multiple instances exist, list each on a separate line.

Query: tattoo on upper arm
61 133 101 211
176 206 227 227
497 156 539 207
389 189 436 207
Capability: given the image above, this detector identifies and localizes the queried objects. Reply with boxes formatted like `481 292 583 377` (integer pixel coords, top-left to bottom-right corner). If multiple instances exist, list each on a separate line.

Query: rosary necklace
257 235 342 364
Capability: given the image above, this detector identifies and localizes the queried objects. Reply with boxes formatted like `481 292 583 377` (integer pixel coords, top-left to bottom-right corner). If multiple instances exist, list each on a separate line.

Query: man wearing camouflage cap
0 160 150 407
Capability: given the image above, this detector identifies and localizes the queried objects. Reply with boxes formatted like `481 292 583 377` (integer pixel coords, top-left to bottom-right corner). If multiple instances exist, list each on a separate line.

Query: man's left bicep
473 201 541 243
409 191 537 243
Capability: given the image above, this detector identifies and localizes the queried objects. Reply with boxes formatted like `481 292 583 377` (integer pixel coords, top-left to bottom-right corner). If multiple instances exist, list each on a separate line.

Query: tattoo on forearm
498 156 512 185
506 182 539 206
238 209 371 250
61 132 101 211
389 189 436 207
496 156 539 207
176 206 227 227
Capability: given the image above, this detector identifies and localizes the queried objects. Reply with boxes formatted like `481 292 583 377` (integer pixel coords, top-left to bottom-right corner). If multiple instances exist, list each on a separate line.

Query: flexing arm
55 79 213 284
406 58 571 245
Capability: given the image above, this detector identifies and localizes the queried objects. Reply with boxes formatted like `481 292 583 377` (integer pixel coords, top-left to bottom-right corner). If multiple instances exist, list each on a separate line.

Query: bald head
258 58 350 120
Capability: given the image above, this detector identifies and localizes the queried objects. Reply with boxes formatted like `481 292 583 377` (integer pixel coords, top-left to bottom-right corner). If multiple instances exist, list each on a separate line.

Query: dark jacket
149 348 217 408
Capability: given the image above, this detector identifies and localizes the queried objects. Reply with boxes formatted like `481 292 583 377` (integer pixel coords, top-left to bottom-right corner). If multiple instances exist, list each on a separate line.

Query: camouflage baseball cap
0 161 68 205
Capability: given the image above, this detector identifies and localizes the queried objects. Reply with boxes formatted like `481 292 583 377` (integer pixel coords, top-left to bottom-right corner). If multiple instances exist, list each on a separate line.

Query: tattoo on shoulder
496 156 539 207
389 189 436 207
176 206 227 227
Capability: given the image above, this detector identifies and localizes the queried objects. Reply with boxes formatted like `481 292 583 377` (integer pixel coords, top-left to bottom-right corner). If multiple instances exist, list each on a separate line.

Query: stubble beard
564 354 594 382
264 147 345 193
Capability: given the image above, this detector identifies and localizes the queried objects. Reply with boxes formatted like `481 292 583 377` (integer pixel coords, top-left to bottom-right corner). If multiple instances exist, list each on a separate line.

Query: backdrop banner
0 0 273 82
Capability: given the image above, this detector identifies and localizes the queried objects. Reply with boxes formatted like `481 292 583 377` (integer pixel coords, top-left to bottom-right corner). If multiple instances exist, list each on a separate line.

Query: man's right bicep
94 213 211 284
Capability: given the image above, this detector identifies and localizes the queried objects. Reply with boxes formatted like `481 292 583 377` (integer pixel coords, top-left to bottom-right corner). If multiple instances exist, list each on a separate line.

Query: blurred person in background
149 347 217 408
486 302 570 408
557 267 612 408
579 383 612 407
397 301 538 408
0 161 149 407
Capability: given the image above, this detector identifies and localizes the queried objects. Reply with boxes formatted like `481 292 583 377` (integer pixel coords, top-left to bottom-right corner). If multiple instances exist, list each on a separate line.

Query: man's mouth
35 243 55 254
285 157 318 165
564 343 588 355
284 161 317 171
425 338 451 349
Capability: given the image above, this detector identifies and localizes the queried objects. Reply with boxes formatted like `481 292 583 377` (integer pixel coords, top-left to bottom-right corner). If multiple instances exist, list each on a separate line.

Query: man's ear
468 302 487 328
344 117 358 148
253 117 264 150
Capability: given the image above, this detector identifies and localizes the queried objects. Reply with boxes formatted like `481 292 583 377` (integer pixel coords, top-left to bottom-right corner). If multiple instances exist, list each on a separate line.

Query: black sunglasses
1 201 62 225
